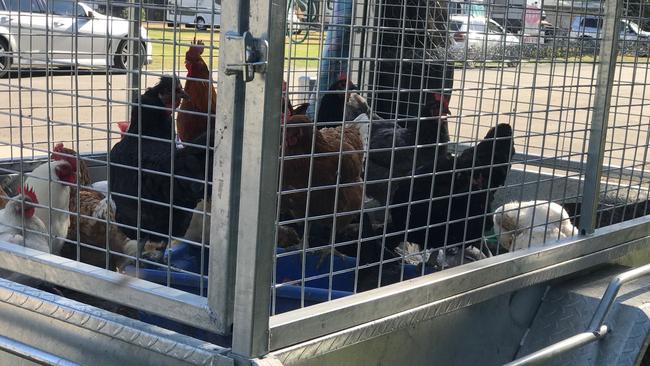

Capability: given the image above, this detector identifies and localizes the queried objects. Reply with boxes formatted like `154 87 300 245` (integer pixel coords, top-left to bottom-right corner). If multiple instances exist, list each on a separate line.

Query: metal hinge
224 31 268 82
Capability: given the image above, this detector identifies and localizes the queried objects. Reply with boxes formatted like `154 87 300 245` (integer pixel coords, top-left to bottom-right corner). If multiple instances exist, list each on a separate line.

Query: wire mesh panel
0 0 227 339
272 0 650 316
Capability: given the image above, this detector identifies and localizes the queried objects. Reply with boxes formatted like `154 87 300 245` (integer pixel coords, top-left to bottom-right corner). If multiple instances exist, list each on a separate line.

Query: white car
166 0 221 30
448 15 520 63
0 0 152 76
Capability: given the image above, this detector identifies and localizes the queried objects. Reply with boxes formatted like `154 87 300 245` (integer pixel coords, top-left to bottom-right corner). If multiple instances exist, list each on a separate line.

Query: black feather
109 80 213 243
390 123 514 251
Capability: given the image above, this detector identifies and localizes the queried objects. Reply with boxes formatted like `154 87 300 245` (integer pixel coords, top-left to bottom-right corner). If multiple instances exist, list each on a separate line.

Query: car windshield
49 0 86 16
581 17 602 29
7 0 43 12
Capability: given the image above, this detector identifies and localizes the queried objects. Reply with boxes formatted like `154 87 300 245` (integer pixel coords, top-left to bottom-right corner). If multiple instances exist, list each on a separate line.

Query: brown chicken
281 115 364 237
51 144 162 271
176 39 217 143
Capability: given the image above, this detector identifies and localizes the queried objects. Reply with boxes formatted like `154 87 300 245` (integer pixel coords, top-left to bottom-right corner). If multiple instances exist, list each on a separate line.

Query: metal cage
0 0 649 362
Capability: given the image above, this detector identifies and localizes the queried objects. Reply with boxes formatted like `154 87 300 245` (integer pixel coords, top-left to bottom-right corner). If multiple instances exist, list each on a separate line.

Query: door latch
223 31 268 82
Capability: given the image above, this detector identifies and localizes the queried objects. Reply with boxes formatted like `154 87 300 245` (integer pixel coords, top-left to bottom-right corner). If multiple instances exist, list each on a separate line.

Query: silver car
448 15 521 64
0 0 152 76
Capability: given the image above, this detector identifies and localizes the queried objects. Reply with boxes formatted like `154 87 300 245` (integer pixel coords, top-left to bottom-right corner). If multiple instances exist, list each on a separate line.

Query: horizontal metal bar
589 262 650 330
270 235 650 364
0 334 83 366
507 262 650 366
0 241 217 333
504 326 609 366
269 216 650 350
0 278 232 366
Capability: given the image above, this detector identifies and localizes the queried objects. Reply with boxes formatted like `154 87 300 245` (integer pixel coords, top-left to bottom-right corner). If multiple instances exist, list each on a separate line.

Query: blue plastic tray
126 241 430 343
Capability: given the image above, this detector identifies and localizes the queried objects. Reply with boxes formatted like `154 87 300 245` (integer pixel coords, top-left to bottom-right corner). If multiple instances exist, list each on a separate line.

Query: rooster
281 114 364 242
51 144 149 271
0 185 51 285
493 201 578 252
176 39 217 143
24 160 76 256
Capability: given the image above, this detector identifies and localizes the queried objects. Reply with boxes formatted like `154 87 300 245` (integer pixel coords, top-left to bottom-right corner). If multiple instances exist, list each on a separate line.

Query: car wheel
114 39 146 70
195 17 206 30
0 38 10 78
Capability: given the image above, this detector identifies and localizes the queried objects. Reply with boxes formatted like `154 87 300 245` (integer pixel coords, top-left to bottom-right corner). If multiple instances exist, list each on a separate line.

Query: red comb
117 121 130 133
17 184 38 204
337 72 347 81
433 93 450 111
51 143 79 172
186 38 204 59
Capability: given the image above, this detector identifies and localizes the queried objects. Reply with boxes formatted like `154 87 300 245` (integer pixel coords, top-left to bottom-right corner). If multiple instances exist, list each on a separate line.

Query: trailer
0 0 649 364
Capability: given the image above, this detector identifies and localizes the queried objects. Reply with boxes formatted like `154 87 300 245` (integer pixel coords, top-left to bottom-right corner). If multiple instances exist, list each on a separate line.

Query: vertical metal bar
208 0 246 334
579 0 622 235
229 0 286 359
127 0 141 108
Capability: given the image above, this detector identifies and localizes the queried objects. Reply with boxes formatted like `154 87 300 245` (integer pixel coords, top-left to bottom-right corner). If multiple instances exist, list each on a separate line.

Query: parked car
166 0 221 30
0 0 153 77
570 15 650 55
448 15 521 64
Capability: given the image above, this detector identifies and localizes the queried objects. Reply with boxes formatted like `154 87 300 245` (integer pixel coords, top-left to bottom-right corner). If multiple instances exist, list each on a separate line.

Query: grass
144 25 323 71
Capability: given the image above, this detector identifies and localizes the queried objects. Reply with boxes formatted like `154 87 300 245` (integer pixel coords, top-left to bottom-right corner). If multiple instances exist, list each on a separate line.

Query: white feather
0 193 51 285
493 200 578 252
25 160 72 256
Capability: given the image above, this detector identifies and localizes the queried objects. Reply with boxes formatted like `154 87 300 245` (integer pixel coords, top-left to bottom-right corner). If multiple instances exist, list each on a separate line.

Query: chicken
281 114 364 239
0 185 51 285
493 201 578 252
390 123 515 252
345 92 451 204
110 76 213 244
52 144 147 271
25 159 76 256
0 185 49 252
315 74 358 128
176 39 217 143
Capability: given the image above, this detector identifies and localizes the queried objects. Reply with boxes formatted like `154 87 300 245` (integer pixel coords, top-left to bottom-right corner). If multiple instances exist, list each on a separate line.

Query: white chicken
25 160 76 256
0 185 50 285
493 200 578 252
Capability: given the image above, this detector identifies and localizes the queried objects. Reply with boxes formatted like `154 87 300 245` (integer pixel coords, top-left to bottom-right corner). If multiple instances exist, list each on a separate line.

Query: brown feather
176 40 217 142
53 146 141 270
281 115 364 232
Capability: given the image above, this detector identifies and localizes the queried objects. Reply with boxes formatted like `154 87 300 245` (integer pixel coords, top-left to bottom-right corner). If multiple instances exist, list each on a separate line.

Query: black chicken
390 123 515 251
109 76 214 243
344 92 451 204
315 74 358 127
